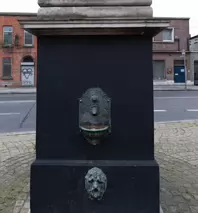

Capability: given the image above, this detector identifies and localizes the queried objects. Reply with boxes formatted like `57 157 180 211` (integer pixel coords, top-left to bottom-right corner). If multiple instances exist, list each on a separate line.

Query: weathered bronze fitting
85 167 107 201
79 88 111 145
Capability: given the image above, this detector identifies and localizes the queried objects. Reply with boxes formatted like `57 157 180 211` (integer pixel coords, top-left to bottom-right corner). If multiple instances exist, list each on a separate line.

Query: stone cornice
19 18 169 36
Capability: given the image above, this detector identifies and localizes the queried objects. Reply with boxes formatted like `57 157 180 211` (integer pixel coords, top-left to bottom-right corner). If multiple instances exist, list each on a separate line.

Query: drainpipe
175 36 180 51
182 49 187 90
187 37 190 51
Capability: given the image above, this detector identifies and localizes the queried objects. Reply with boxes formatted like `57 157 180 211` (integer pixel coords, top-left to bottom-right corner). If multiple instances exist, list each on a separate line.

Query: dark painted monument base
31 160 159 213
23 33 168 213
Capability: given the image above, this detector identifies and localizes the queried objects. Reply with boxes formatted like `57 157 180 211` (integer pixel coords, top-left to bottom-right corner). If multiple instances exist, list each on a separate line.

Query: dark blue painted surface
31 160 159 213
32 35 160 213
36 35 154 161
174 66 185 83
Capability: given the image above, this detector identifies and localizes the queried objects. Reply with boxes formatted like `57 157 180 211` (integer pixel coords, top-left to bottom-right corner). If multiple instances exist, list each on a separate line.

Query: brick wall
0 14 37 87
0 15 192 85
153 18 191 81
153 19 190 52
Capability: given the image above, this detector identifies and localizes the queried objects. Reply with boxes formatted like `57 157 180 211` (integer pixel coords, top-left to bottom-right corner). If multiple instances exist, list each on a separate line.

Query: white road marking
154 110 167 112
186 109 198 112
155 96 198 99
0 100 35 104
156 119 198 124
0 113 20 116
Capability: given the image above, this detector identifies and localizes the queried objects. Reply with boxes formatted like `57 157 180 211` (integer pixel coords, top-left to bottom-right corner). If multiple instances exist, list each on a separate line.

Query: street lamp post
182 49 187 90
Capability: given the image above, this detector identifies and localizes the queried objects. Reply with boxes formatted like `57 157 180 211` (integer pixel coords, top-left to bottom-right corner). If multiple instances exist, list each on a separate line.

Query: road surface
154 91 198 122
0 91 198 133
0 94 36 133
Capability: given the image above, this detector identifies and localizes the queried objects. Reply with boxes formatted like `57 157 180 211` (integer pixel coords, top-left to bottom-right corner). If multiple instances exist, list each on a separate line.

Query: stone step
38 0 152 7
37 6 153 19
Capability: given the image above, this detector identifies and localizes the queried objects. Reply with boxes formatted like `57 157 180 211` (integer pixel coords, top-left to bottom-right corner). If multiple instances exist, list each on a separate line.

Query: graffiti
21 66 34 86
22 68 33 79
22 81 33 86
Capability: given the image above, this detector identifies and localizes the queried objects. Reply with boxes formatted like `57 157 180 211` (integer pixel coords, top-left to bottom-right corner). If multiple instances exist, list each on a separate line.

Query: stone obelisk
37 0 153 19
20 1 169 213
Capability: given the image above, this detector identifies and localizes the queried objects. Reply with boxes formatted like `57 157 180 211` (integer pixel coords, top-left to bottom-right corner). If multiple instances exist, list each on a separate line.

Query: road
0 94 36 133
0 91 198 133
154 91 198 122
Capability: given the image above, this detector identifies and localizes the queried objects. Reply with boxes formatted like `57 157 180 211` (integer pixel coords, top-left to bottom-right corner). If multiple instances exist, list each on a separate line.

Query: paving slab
0 121 198 213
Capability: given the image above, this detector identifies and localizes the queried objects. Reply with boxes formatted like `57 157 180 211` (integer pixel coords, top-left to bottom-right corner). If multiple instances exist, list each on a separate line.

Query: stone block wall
37 0 153 20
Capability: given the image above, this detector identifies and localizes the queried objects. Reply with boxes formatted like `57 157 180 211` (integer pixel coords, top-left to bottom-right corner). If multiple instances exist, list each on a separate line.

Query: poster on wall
167 68 172 74
21 66 35 86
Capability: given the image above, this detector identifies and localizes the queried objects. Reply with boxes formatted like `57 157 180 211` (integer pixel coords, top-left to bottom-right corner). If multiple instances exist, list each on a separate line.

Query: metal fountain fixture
79 87 111 145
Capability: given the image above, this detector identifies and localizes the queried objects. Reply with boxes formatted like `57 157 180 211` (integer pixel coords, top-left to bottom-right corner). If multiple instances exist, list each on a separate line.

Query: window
162 28 174 42
22 56 34 63
2 58 12 79
24 30 34 46
194 38 198 44
3 26 13 45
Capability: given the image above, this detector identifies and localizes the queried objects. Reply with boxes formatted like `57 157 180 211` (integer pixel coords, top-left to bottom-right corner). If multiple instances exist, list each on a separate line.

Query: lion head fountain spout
85 167 107 200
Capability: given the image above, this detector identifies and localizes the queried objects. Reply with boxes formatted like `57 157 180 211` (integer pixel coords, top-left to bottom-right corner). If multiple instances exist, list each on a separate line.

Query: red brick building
0 12 37 87
0 14 192 86
153 17 191 83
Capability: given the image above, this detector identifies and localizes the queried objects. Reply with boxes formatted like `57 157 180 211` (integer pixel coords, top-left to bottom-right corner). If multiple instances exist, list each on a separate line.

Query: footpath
154 85 198 91
0 121 198 213
0 85 198 94
153 81 198 91
0 88 36 94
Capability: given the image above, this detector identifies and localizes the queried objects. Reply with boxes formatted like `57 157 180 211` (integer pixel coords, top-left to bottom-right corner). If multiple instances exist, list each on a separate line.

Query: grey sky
1 0 198 36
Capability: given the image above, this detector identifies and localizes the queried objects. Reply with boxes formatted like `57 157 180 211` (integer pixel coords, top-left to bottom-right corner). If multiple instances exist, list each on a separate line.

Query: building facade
189 35 198 85
0 14 193 86
153 18 191 83
0 13 37 87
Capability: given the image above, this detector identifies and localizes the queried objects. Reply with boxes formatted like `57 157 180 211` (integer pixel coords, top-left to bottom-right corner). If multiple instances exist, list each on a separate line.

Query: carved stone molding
38 0 152 7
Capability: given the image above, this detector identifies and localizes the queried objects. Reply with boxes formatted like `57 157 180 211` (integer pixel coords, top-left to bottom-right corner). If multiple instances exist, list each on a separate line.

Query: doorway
174 60 185 83
194 60 198 85
153 60 165 80
21 56 35 87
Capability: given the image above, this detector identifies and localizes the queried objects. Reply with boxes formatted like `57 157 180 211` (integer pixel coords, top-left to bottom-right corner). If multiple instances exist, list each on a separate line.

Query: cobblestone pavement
155 121 198 213
0 121 198 213
0 132 35 213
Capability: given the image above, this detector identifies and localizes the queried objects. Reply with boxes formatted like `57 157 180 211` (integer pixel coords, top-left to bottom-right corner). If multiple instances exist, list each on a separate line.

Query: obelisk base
20 17 169 213
31 160 160 213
